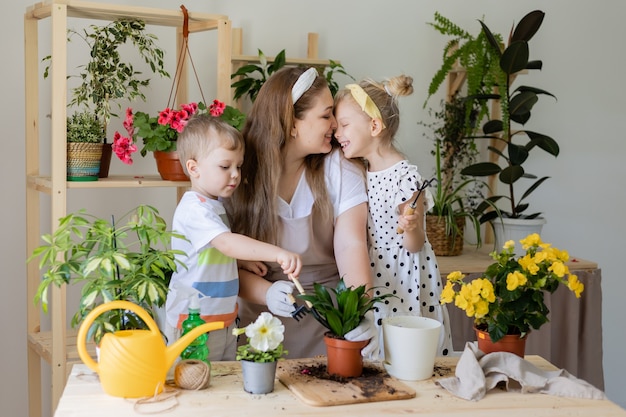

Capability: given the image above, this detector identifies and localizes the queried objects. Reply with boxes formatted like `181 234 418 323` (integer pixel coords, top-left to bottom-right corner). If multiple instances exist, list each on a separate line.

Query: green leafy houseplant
66 110 105 143
424 12 503 124
424 98 488 249
29 205 186 344
44 19 169 134
297 278 394 338
461 10 559 221
232 312 287 362
440 233 584 343
231 49 353 103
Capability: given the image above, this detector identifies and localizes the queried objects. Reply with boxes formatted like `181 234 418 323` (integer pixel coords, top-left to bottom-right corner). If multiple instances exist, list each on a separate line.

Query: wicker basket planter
67 142 103 181
425 215 464 256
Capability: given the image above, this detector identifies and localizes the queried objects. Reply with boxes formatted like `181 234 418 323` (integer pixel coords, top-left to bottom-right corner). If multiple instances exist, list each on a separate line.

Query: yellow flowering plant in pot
440 233 584 345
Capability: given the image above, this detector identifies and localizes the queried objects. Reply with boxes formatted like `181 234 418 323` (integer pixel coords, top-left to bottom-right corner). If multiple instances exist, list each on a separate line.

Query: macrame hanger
167 5 207 108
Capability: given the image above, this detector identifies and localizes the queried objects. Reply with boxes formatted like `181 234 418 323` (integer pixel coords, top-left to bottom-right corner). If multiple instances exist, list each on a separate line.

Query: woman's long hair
227 67 333 244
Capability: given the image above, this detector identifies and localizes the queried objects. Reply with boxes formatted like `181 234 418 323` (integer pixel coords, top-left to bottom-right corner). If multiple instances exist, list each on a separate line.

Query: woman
227 67 375 358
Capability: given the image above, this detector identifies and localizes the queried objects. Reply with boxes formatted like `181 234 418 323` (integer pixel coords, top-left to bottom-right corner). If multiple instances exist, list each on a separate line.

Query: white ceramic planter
241 360 277 394
491 217 546 257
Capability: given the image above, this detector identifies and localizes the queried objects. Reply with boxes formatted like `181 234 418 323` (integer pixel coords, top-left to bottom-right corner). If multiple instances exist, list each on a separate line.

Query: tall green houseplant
44 19 169 134
461 10 559 221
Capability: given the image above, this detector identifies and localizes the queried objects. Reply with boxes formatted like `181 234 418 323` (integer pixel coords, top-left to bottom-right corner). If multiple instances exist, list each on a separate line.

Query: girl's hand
397 209 422 233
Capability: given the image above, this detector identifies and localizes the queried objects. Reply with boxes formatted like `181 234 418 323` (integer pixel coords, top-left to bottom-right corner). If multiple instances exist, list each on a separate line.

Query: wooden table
438 247 604 390
55 357 626 417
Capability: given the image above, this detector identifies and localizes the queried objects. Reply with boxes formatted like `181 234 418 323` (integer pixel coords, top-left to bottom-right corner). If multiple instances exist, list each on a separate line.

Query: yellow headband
346 84 386 128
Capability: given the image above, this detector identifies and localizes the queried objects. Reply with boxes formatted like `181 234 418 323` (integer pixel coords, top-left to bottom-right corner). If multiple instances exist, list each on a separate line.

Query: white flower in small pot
232 312 287 394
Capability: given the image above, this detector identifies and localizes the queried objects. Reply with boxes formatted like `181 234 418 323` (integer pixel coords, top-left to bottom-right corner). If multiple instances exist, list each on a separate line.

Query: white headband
291 68 317 104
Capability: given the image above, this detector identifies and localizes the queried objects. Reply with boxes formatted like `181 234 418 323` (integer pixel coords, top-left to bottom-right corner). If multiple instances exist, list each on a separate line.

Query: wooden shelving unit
24 2 231 416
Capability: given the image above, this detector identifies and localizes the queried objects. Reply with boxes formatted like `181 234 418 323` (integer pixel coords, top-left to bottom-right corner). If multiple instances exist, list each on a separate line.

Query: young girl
334 75 453 357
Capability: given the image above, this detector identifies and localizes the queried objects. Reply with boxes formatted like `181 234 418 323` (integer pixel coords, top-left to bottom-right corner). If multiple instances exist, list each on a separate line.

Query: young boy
165 113 302 361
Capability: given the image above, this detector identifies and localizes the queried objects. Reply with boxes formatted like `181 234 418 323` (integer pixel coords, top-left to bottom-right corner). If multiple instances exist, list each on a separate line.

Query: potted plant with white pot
459 10 558 254
232 312 287 394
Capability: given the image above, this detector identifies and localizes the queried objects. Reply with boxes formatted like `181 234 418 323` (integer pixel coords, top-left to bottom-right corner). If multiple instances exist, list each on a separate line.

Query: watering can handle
76 300 161 372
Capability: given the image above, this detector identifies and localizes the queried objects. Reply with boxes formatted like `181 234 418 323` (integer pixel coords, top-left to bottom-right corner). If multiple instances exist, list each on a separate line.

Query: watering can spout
166 320 224 365
76 300 224 398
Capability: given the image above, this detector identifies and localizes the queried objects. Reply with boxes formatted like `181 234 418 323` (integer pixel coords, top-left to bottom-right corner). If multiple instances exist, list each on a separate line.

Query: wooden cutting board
276 357 416 406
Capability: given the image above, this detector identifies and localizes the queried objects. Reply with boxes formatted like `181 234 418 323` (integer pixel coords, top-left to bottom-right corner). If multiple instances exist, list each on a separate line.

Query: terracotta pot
474 327 527 357
324 334 368 378
153 150 189 181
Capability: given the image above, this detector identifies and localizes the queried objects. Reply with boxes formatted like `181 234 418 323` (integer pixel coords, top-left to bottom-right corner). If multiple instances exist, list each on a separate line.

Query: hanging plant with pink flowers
112 100 245 165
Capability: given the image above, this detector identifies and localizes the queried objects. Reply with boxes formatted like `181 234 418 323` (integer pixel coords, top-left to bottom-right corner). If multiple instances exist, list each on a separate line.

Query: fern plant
424 12 503 127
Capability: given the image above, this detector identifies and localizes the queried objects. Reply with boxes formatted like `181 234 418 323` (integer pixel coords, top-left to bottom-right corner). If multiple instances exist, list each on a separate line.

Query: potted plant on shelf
232 312 287 394
28 205 186 345
440 233 584 357
44 19 169 177
423 98 489 255
112 99 245 180
65 109 106 182
231 49 354 103
459 10 559 251
297 278 394 378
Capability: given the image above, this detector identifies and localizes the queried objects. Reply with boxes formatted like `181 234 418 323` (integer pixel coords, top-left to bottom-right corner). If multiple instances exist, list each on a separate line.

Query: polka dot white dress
367 160 453 357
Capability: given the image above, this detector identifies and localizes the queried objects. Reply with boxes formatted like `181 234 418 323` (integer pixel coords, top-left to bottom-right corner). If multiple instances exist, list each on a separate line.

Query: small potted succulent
29 205 186 345
65 109 106 181
232 312 287 394
440 233 584 357
297 278 394 378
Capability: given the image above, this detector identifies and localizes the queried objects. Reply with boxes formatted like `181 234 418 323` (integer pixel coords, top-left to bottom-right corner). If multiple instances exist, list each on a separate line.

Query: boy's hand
276 251 302 277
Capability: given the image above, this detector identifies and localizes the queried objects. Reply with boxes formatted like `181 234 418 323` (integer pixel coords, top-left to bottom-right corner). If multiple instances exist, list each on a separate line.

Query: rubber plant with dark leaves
461 10 559 222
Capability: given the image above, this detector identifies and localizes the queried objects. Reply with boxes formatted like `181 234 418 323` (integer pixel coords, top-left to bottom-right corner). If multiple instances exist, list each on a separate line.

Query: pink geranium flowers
112 99 245 165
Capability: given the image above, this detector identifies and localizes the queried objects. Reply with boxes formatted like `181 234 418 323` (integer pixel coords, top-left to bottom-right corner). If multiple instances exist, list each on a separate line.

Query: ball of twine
174 359 211 390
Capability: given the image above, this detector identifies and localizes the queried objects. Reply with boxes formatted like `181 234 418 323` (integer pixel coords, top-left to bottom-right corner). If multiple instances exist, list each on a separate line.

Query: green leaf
500 41 529 75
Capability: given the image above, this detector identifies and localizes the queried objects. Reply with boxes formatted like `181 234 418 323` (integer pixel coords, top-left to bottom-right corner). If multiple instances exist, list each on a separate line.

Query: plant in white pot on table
459 10 559 254
232 312 287 394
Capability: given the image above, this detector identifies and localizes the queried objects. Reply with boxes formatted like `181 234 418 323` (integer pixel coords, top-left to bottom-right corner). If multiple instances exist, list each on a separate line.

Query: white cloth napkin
436 342 606 401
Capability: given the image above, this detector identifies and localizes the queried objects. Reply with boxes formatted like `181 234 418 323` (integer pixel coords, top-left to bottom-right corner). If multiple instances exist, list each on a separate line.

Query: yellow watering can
77 300 224 398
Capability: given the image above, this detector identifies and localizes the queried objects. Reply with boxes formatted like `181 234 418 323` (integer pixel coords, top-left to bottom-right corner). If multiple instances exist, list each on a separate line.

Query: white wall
2 1 624 415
